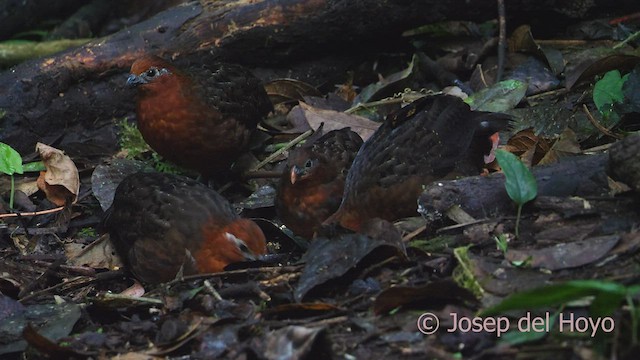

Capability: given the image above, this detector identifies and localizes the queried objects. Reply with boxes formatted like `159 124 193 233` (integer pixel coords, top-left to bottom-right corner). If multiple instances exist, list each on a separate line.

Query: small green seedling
0 142 24 209
495 233 509 254
593 69 628 125
495 149 537 238
117 118 185 174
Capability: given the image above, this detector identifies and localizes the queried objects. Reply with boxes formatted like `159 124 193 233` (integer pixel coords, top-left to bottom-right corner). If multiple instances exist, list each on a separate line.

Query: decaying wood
418 154 611 221
0 0 620 155
609 133 640 193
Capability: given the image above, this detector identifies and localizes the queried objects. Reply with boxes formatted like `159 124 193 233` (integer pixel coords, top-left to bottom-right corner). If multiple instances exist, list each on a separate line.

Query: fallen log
0 0 629 154
418 154 611 221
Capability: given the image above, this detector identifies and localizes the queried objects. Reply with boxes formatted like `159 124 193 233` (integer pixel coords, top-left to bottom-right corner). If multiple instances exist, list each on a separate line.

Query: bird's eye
145 68 159 77
304 159 313 168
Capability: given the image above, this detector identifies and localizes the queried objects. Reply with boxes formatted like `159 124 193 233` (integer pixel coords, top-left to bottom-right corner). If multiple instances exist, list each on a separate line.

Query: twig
164 264 304 286
435 217 510 233
609 12 640 25
496 0 506 82
344 93 425 114
0 206 65 218
305 315 349 328
251 129 314 171
242 170 283 179
476 64 488 88
536 39 615 47
581 143 613 154
68 233 109 261
203 279 223 301
402 224 427 243
19 275 91 303
31 260 96 277
582 104 623 140
613 30 640 50
18 258 65 299
102 293 164 304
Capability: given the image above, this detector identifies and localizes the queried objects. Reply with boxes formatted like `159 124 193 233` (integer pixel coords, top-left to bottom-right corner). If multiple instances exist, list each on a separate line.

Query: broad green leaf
353 54 419 104
495 149 537 206
590 289 627 318
593 70 629 120
594 70 627 111
465 79 527 112
0 142 23 175
481 280 627 316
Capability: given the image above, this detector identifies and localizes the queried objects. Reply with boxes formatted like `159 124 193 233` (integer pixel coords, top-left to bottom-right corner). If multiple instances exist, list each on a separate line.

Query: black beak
126 74 145 87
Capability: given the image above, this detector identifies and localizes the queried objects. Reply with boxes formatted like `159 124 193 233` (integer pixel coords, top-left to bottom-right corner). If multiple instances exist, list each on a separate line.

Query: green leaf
22 161 46 172
593 70 629 120
495 234 509 253
353 54 419 104
481 280 627 317
465 79 528 112
593 70 628 111
495 149 537 206
0 142 23 175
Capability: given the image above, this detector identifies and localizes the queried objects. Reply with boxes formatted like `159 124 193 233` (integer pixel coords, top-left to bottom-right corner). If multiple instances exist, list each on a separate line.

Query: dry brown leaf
119 282 147 298
264 78 321 104
504 128 540 154
506 235 619 271
503 128 553 166
35 143 79 206
538 128 581 165
292 102 381 141
65 236 123 270
16 178 40 196
335 82 357 103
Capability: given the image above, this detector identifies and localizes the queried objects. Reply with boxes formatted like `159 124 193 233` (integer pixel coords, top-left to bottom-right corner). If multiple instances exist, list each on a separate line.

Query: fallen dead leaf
65 235 123 270
264 78 321 105
290 102 381 141
506 235 619 270
35 143 79 206
538 128 581 165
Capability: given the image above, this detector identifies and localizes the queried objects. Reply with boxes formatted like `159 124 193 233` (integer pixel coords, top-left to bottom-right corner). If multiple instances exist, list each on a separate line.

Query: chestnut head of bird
286 149 336 186
126 55 182 94
196 218 267 274
285 127 363 186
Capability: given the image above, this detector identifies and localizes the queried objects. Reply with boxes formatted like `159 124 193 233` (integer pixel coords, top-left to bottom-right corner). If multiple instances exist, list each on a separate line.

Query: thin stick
496 0 506 82
0 205 65 218
613 30 640 50
402 224 427 243
251 129 314 171
582 104 623 140
242 170 283 179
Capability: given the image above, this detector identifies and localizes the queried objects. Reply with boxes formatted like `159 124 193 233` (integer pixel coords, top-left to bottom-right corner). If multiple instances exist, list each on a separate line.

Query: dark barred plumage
127 55 272 178
325 95 511 231
276 128 363 238
104 172 266 283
